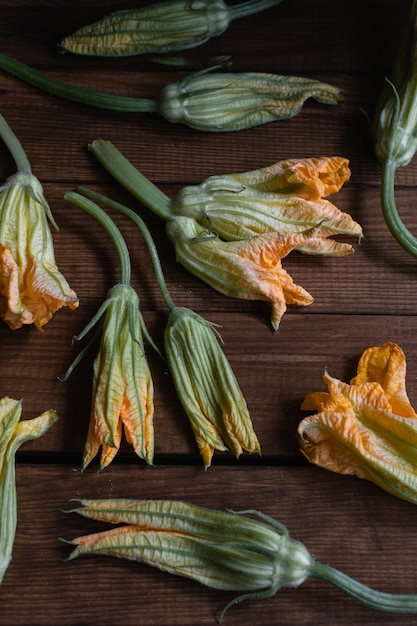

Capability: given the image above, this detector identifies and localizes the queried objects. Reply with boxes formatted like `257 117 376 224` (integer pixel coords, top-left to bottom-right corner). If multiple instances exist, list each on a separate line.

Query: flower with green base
0 397 57 584
60 0 284 57
0 54 342 133
0 114 78 329
64 498 417 619
75 188 260 467
62 193 157 470
373 0 417 257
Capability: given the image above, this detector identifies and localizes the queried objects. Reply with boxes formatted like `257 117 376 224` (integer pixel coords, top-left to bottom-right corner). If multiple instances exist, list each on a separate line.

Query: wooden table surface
1 1 417 624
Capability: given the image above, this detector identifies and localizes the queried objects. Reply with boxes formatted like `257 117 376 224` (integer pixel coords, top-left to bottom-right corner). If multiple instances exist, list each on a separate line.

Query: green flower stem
88 140 172 220
381 159 417 258
313 561 417 612
0 112 31 172
64 191 131 284
230 0 284 20
0 52 158 113
78 187 176 311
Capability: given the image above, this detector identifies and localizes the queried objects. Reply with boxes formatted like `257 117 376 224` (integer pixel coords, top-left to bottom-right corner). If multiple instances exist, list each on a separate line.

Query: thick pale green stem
0 52 158 113
64 191 132 285
89 140 173 220
0 113 31 172
313 561 417 612
230 0 284 20
381 159 417 257
78 187 176 311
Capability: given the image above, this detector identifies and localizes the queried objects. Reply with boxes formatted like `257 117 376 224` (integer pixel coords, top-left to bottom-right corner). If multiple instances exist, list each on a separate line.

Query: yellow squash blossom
0 397 57 583
164 306 260 467
89 141 361 257
81 284 155 470
74 187 261 469
167 216 318 330
172 156 362 254
64 498 417 617
297 342 417 504
63 193 157 470
0 114 78 329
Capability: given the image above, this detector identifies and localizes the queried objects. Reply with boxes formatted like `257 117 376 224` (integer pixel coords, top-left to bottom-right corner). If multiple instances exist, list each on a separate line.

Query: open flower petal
298 342 417 504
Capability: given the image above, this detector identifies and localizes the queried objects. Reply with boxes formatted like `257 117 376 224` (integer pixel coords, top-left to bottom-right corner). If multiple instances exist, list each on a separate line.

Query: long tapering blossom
64 498 417 618
76 188 260 467
0 397 57 583
0 114 78 329
60 0 284 57
62 193 156 470
298 342 417 505
0 53 342 132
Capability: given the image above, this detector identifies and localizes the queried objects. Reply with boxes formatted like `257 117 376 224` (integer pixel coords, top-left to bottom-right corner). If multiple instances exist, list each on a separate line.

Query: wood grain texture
0 1 417 624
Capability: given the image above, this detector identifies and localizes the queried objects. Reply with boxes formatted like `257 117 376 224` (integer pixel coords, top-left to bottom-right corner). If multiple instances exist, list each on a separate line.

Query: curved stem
64 191 131 285
229 0 284 20
313 561 417 612
0 113 31 172
77 187 176 311
381 159 417 258
0 52 158 113
89 140 173 220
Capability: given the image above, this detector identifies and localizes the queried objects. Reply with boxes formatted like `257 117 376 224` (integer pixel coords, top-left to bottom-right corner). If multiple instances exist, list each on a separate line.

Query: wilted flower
65 498 417 617
60 0 284 57
0 397 57 583
63 192 157 470
171 155 361 254
75 186 260 469
166 216 316 330
0 113 78 329
164 306 260 467
81 284 154 470
298 342 417 505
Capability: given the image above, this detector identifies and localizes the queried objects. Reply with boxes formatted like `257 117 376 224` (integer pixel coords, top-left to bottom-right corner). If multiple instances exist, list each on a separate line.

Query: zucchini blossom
60 0 284 57
0 397 57 583
373 0 417 256
0 53 343 133
166 215 315 331
298 342 417 505
75 188 260 468
62 193 157 470
87 141 360 329
171 155 361 253
65 498 417 618
0 114 78 329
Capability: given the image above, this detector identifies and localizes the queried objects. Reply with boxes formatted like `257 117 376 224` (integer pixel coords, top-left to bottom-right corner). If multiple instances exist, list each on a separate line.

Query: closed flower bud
65 498 417 617
60 0 284 57
164 306 259 467
158 71 343 132
166 216 315 330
